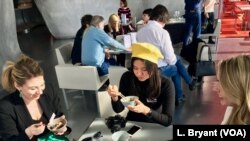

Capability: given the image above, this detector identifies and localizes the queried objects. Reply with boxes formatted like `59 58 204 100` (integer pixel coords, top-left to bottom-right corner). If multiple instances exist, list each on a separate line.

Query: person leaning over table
0 54 70 141
107 43 175 127
214 55 250 125
104 13 127 67
81 15 130 76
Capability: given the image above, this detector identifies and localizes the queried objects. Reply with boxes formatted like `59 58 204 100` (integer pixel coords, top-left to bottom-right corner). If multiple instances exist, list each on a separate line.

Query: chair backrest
108 66 128 88
55 42 73 64
55 64 108 90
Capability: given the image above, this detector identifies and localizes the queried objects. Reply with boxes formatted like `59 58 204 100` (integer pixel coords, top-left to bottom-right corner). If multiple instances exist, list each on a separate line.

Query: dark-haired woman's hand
128 99 151 115
107 85 119 101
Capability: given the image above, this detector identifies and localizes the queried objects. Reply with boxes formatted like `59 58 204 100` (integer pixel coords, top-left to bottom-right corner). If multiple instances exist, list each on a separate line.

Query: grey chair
54 42 108 110
200 19 221 51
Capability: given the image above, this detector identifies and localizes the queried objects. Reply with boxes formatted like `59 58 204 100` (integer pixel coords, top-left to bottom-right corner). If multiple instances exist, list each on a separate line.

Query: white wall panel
0 0 21 73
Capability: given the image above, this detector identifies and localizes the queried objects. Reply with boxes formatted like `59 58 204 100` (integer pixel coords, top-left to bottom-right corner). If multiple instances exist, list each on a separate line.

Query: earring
19 90 22 98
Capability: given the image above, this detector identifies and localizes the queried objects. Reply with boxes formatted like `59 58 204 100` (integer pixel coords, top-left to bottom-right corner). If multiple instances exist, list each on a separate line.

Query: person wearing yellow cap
107 42 175 127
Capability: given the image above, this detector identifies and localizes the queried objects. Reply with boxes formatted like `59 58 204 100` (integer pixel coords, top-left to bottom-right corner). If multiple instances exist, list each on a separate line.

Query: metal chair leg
62 89 69 110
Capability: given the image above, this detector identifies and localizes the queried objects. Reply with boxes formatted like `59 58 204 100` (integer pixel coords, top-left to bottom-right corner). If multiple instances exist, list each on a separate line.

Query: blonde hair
1 54 43 93
108 14 121 33
219 54 250 124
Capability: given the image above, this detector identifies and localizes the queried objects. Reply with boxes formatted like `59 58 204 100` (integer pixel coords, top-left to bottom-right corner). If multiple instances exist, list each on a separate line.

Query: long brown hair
131 57 161 99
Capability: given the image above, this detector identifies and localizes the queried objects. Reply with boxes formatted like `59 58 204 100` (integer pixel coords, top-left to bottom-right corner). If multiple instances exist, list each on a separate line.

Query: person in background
104 13 124 39
136 8 152 31
182 0 202 48
81 15 129 76
141 8 152 24
202 0 217 44
137 4 196 106
215 55 250 125
118 0 135 32
0 54 70 141
104 13 126 67
71 14 92 64
107 43 175 127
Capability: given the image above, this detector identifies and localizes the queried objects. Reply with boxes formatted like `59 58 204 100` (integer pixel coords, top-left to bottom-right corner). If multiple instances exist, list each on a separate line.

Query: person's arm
0 100 30 141
111 71 131 113
161 31 177 65
148 77 175 126
98 29 127 50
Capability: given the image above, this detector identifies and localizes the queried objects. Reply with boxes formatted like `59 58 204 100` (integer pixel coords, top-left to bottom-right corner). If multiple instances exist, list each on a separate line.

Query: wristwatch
146 109 153 118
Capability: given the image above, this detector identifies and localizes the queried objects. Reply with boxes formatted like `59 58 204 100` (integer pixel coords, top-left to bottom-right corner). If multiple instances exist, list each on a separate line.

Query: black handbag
194 44 216 77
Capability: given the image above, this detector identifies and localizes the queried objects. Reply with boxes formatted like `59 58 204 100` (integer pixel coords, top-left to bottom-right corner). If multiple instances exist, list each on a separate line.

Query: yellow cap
132 42 163 64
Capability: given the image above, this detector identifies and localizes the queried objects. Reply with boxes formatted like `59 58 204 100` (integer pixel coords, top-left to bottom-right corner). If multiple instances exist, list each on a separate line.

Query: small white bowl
47 117 67 133
120 96 139 107
112 131 130 141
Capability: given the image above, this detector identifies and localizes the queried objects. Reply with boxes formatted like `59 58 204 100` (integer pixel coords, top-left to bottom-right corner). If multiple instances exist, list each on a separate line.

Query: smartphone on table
127 125 142 136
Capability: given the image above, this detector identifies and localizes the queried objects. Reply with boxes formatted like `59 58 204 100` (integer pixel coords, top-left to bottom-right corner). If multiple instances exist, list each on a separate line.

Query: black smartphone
127 125 142 136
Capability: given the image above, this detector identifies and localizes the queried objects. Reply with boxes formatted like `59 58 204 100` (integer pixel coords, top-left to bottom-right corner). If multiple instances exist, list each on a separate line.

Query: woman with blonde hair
217 54 250 124
0 54 70 140
104 13 124 39
104 13 133 67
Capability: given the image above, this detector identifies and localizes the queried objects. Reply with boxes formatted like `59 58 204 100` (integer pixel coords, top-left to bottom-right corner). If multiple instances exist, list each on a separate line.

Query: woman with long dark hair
107 43 175 127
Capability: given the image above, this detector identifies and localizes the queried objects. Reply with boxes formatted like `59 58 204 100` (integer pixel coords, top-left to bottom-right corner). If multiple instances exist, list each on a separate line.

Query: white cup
112 131 130 141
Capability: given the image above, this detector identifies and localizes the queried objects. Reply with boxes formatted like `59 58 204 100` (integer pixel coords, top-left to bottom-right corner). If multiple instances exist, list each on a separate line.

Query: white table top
78 118 173 141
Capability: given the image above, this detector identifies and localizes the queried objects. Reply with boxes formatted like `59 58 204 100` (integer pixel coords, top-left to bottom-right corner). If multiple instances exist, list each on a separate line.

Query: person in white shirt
202 0 217 43
216 55 250 125
137 4 196 106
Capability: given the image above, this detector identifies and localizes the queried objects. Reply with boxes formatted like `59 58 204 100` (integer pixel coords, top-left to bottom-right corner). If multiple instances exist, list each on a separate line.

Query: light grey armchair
54 43 108 110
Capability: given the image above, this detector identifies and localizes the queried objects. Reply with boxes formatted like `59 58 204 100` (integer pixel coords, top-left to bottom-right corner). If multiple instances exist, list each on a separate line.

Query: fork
118 92 126 98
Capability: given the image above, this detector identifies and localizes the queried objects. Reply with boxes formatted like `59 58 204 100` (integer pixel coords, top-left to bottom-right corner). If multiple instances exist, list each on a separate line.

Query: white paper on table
129 32 137 43
116 34 132 49
123 34 131 48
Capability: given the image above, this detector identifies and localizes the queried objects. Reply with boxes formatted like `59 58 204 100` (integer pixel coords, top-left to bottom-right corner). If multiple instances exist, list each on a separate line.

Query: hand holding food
107 85 119 101
127 99 151 115
25 122 45 139
47 115 67 135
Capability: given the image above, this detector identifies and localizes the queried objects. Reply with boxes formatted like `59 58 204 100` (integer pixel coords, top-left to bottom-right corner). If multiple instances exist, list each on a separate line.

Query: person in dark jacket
107 43 175 127
71 14 92 64
0 54 69 141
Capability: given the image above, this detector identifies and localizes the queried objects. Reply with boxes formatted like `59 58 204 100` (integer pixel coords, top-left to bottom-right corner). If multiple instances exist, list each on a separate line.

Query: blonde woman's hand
25 122 45 139
107 85 119 101
127 99 151 115
53 115 67 135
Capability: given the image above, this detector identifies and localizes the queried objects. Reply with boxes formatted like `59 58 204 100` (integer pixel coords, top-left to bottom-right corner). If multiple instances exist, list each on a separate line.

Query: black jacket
0 84 63 141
